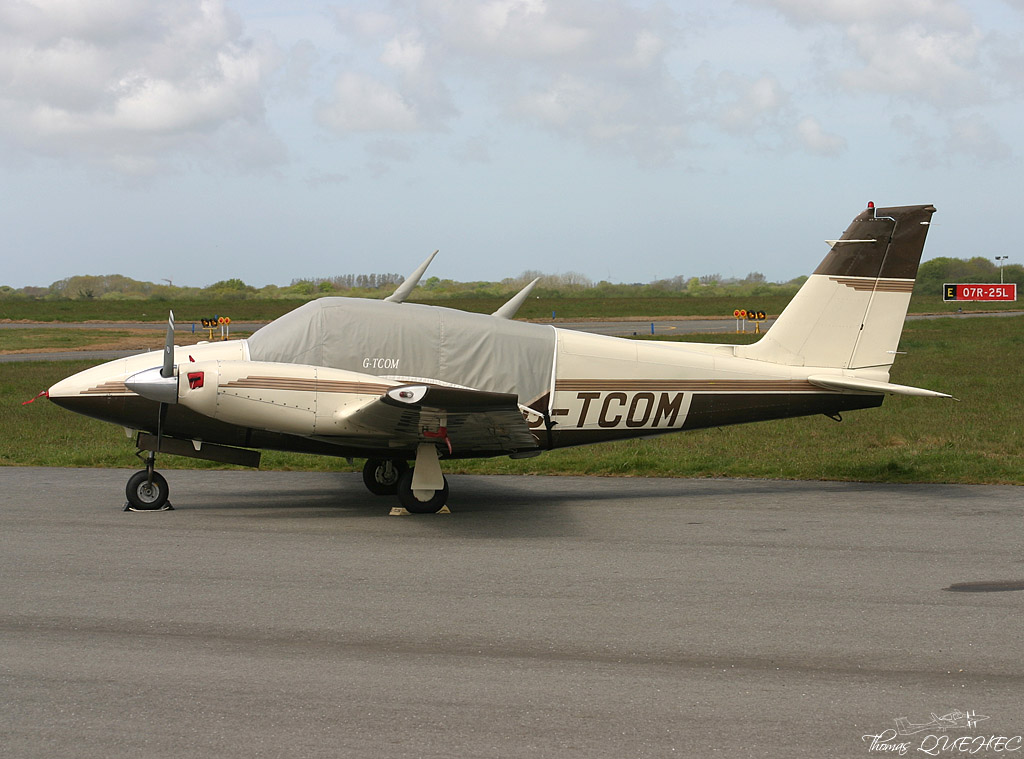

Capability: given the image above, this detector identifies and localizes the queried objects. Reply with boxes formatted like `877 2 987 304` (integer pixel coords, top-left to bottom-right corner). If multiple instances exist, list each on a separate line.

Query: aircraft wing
171 360 539 457
334 384 540 456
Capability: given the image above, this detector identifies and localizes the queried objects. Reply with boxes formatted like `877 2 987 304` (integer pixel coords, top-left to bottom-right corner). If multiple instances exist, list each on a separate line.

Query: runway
3 468 1022 758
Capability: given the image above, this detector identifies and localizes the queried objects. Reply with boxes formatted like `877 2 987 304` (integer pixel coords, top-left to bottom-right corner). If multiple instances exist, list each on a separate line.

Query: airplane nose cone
47 368 127 411
46 359 141 423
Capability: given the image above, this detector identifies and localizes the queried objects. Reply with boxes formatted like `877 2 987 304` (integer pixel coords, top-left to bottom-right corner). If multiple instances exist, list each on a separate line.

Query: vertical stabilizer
738 203 935 370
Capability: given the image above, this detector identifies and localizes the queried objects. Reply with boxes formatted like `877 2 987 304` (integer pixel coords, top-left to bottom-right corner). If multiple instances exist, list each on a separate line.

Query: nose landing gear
361 458 410 495
124 451 173 511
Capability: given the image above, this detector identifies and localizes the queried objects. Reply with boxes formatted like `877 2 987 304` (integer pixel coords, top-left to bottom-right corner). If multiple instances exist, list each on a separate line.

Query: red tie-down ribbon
22 390 48 405
423 426 452 454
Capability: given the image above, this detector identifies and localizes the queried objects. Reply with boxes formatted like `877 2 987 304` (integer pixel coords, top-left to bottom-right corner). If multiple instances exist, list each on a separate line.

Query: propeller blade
161 310 175 378
126 310 179 407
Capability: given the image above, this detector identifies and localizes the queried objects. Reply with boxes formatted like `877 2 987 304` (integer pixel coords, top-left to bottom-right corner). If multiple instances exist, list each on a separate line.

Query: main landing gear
124 451 173 511
361 444 449 514
121 448 448 514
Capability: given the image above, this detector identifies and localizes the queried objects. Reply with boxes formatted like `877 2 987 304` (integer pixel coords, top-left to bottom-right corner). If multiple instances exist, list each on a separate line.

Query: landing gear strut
125 451 173 511
362 458 409 495
397 467 449 514
394 443 449 514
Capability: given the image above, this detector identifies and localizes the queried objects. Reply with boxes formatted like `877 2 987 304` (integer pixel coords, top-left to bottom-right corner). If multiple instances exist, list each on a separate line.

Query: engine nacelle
179 360 399 436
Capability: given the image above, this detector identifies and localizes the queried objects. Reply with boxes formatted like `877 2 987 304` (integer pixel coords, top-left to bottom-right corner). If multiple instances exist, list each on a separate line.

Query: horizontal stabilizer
807 375 953 398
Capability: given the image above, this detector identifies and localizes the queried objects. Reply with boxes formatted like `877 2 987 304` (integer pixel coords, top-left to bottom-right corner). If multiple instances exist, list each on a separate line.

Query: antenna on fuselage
385 250 438 303
492 278 540 319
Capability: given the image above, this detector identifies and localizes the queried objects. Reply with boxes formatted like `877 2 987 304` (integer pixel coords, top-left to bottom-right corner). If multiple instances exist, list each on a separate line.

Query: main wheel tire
396 468 449 514
126 470 169 510
362 458 409 496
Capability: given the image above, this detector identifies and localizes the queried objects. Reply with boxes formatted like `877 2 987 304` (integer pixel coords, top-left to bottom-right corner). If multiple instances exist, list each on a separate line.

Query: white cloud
840 22 985 105
317 72 419 132
426 0 594 60
987 27 1024 96
795 116 846 155
380 31 427 75
745 0 971 27
737 0 1021 162
333 8 399 41
0 0 281 172
944 113 1013 163
716 74 788 133
891 110 1014 166
745 0 987 108
323 0 687 163
515 73 633 137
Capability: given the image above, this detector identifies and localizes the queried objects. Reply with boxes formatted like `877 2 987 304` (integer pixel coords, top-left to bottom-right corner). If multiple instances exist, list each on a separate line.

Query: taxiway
2 468 1022 758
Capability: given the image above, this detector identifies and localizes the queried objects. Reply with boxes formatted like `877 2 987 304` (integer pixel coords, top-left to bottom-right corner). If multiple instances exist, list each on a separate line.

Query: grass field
2 316 1020 484
0 329 251 354
1 293 1020 323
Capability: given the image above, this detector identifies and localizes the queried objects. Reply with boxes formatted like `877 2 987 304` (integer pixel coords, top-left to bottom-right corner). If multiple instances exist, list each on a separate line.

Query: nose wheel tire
396 468 449 514
126 470 170 510
362 458 410 496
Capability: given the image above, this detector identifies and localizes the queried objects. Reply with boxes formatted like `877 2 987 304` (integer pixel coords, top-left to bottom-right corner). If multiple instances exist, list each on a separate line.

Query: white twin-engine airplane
48 203 950 513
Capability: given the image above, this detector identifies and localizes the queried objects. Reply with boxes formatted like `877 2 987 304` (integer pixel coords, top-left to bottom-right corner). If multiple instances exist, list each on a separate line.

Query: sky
1 0 1021 289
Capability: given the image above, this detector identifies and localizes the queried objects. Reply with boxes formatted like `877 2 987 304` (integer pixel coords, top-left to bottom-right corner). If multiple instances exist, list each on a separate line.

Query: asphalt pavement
2 468 1022 758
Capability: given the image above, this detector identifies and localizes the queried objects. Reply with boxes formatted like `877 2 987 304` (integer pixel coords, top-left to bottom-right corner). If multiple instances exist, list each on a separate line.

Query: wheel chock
389 505 451 516
123 502 175 512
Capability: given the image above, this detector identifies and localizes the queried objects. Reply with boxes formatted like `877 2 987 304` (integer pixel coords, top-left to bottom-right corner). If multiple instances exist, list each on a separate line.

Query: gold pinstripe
829 276 915 293
223 376 392 394
82 381 131 395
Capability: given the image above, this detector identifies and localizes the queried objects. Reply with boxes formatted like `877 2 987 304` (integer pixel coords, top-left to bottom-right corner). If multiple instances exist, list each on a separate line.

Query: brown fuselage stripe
223 377 392 394
555 379 818 392
829 276 915 293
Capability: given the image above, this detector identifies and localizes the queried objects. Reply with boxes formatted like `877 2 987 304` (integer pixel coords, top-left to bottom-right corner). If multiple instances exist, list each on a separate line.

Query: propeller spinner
125 310 179 404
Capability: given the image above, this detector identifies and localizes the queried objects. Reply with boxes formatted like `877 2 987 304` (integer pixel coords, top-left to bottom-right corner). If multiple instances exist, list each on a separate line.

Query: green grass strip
2 317 1020 483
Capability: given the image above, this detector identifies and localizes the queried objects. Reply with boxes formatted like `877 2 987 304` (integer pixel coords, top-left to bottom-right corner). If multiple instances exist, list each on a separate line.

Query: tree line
0 257 1017 302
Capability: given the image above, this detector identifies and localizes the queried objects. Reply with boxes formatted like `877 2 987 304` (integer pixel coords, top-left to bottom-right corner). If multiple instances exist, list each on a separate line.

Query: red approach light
187 371 204 390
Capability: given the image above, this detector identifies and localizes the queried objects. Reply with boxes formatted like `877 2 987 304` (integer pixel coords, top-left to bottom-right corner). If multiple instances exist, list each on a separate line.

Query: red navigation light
867 201 874 209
